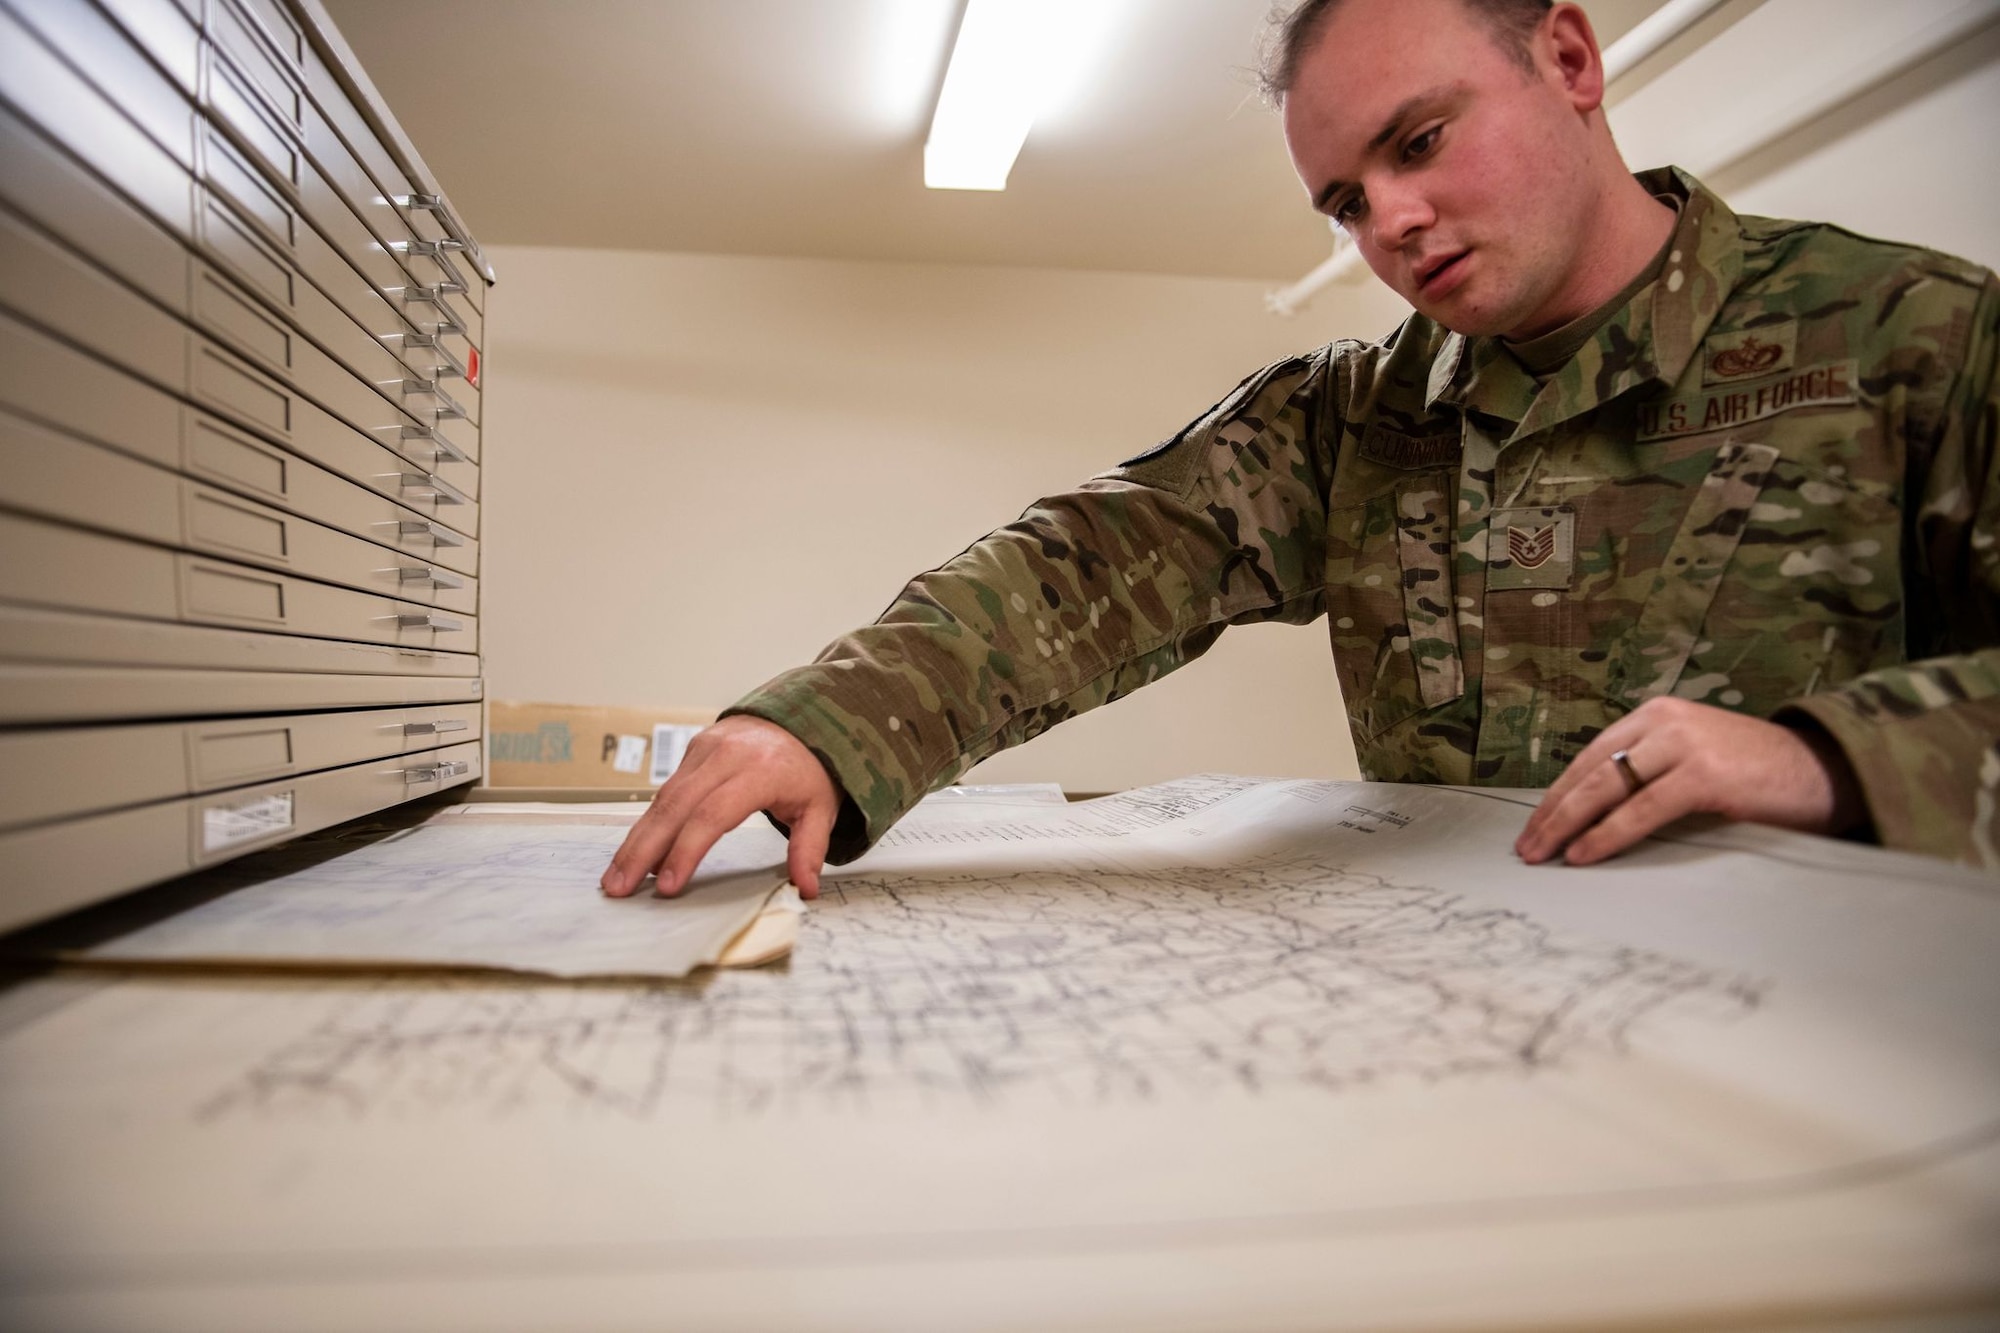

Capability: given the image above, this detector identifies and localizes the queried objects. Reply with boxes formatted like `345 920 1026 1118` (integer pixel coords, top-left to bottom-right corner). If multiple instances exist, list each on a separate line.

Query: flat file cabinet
0 0 494 929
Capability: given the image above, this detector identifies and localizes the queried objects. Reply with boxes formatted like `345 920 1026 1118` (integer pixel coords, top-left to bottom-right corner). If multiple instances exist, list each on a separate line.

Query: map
2 777 1996 1332
194 851 1762 1123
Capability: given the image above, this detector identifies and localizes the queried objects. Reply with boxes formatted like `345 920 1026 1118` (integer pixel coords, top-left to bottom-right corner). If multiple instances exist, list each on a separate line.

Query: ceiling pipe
1263 0 1742 317
1599 0 1738 81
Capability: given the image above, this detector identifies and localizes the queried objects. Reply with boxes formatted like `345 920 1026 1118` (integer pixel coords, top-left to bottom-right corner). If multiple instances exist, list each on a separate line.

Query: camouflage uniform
727 169 2000 868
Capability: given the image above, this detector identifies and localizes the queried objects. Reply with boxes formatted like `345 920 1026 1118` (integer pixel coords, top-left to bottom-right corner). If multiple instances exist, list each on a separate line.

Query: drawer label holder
201 790 297 853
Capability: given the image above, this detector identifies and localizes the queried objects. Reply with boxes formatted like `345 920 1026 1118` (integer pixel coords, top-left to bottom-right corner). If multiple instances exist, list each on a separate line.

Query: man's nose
1367 181 1433 252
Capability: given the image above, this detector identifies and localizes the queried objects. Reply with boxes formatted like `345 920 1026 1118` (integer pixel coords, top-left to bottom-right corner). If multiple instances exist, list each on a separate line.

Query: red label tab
466 344 481 388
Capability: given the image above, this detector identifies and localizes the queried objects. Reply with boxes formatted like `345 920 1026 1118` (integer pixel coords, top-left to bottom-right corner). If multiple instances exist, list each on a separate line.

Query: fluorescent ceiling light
867 0 961 132
924 0 1094 191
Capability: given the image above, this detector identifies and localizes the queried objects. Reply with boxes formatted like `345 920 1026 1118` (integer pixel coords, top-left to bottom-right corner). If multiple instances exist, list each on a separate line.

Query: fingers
600 757 735 897
784 798 834 900
597 715 842 902
651 775 768 898
1519 716 1647 850
1560 770 1698 865
1517 737 1666 864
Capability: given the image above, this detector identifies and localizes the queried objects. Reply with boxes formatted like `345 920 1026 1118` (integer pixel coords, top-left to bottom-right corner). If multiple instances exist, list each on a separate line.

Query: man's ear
1544 3 1606 114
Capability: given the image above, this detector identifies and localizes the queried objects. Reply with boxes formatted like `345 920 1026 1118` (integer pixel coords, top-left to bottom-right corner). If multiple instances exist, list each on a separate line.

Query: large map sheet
1 776 1996 1331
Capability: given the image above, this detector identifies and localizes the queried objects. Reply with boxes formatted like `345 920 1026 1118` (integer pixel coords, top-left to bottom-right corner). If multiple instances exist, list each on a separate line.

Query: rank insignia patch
1490 506 1575 590
1507 524 1557 568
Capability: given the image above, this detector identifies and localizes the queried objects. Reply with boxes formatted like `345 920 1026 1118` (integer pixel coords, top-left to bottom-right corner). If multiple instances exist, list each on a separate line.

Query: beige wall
479 249 1407 790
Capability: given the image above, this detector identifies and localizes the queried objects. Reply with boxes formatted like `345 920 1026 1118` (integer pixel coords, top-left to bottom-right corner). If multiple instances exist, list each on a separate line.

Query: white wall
479 249 1408 790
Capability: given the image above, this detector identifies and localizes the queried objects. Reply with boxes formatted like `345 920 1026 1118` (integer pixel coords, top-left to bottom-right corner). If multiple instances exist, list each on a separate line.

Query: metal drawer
237 0 306 73
0 702 484 831
294 89 483 324
0 737 482 931
0 10 195 296
197 92 484 424
0 309 481 577
0 510 480 652
296 93 484 332
198 9 486 336
0 657 481 727
2 0 483 430
0 204 481 538
0 601 479 679
1 0 199 166
208 0 305 133
201 118 484 425
293 14 486 319
0 90 479 468
0 406 481 615
16 0 488 336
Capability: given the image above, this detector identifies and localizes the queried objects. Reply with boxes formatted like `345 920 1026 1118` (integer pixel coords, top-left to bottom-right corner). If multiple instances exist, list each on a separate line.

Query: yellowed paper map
56 812 788 979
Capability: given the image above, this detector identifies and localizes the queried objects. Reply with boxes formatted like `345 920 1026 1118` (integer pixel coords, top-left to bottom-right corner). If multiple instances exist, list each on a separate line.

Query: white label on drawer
202 791 296 853
610 734 647 775
649 724 700 786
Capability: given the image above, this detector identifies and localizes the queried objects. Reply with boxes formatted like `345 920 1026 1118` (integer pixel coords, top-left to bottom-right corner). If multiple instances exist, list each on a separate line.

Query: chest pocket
1610 441 1779 705
1669 457 1904 707
1324 473 1464 739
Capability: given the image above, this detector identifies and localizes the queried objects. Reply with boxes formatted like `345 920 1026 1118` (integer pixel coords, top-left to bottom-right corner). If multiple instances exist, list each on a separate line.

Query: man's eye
1333 195 1366 226
1403 127 1440 161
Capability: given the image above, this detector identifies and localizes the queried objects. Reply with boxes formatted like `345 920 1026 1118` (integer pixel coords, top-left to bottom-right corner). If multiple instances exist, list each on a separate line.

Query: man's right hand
599 715 840 901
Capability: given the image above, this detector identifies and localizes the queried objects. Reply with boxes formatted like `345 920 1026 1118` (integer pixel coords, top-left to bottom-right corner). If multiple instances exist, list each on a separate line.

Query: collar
1424 167 1744 440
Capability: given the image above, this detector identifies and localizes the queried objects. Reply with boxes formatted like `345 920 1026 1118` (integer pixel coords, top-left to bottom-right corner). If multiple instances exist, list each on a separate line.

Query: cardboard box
484 701 715 789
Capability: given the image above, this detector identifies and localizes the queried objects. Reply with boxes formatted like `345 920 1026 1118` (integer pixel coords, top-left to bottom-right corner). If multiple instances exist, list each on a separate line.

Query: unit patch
1700 321 1796 385
1360 423 1460 470
1636 359 1857 443
1489 505 1575 591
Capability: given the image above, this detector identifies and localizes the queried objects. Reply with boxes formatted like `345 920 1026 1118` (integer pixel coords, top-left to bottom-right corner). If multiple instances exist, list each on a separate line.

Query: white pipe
1263 0 1742 317
1263 234 1351 316
1600 0 1736 82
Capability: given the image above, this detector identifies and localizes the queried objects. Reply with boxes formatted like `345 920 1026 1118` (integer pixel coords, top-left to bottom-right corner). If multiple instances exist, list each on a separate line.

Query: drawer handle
391 196 483 279
403 380 469 422
402 424 468 465
399 564 466 590
403 718 470 736
403 297 467 337
405 758 471 785
398 519 465 548
400 471 470 506
393 238 468 257
404 277 468 301
397 611 464 632
400 332 470 381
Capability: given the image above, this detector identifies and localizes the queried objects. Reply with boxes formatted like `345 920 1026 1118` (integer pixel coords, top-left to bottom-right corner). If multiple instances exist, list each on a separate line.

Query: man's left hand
1515 697 1869 866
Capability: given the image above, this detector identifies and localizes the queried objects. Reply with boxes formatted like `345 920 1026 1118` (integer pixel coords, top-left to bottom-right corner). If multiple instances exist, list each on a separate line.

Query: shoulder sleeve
724 348 1341 862
1777 269 2000 865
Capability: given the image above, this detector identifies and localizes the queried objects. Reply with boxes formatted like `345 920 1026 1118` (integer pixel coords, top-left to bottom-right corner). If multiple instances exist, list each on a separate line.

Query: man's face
1282 0 1597 340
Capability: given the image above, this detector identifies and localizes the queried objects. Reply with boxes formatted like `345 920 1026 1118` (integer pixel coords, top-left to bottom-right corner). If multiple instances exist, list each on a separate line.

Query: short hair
1259 0 1554 103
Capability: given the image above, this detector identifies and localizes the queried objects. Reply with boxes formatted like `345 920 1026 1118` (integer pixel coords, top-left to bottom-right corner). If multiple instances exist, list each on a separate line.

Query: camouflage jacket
728 169 2000 868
